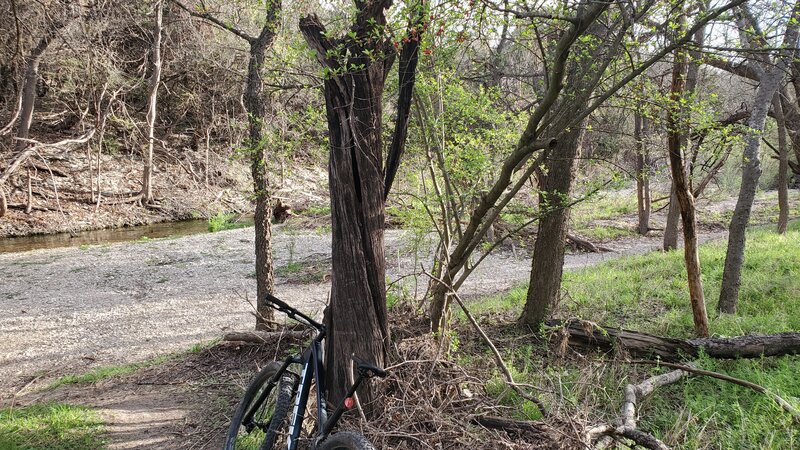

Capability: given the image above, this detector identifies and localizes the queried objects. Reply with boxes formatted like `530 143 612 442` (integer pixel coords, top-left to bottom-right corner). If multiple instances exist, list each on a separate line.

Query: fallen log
471 415 555 440
223 330 306 344
548 319 800 361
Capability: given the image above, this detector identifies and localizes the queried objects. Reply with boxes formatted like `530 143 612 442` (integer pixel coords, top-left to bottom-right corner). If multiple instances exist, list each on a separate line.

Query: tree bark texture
247 19 280 332
520 124 585 326
300 1 416 412
141 0 163 204
718 70 784 313
666 14 709 337
550 319 800 360
662 189 680 251
635 112 651 235
773 94 789 234
718 2 800 313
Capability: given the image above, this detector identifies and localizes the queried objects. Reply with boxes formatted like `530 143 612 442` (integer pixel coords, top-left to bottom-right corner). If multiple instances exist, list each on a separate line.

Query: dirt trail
0 225 727 389
0 222 728 449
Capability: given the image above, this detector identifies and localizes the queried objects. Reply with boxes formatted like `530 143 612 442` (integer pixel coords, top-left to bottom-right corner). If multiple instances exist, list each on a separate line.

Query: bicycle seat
352 356 387 378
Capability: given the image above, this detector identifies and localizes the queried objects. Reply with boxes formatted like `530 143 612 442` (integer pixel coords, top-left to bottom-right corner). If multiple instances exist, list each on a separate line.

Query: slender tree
718 2 800 314
141 0 163 205
177 0 282 329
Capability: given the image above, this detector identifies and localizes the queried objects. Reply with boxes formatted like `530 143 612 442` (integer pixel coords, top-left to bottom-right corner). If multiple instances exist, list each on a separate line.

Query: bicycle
224 293 387 450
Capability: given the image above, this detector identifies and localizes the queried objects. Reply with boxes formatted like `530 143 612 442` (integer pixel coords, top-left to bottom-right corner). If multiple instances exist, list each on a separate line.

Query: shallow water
0 217 254 254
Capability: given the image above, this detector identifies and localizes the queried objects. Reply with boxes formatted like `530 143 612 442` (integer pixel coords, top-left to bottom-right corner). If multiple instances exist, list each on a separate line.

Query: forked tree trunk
718 2 800 314
141 0 163 204
667 27 709 337
520 124 586 326
634 112 651 235
300 4 421 413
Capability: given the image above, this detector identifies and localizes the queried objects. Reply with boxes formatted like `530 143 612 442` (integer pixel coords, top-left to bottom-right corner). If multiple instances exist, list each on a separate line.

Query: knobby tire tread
224 361 295 450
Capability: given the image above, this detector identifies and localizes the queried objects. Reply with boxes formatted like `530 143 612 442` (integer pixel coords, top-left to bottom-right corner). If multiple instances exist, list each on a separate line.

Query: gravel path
0 225 724 394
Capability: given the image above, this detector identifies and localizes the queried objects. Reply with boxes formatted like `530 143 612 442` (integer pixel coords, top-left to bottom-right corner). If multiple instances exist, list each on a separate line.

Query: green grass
208 212 250 232
0 403 105 450
571 193 637 224
49 340 219 389
562 221 800 337
466 221 800 449
573 224 636 241
48 356 172 390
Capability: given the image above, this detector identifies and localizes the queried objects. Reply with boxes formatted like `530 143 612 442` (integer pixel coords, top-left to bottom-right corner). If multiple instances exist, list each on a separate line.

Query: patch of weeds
276 261 304 275
574 225 636 241
208 212 250 232
78 244 91 251
48 340 219 389
484 373 543 421
571 194 637 224
48 355 172 389
156 277 169 284
0 403 105 450
302 205 331 216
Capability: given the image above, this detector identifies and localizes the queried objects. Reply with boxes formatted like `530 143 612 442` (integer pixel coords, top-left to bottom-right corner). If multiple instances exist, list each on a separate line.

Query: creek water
0 217 254 254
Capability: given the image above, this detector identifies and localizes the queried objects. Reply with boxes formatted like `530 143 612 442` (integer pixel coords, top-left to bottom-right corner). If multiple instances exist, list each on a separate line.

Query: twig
630 359 800 423
420 265 549 417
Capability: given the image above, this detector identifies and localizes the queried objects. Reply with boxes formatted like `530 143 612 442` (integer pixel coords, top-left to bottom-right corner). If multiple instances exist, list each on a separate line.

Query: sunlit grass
0 403 105 450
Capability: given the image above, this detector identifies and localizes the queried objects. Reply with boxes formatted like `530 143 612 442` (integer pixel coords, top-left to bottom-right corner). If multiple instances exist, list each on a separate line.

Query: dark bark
635 112 651 235
520 124 585 326
663 188 680 251
384 7 423 199
300 2 422 413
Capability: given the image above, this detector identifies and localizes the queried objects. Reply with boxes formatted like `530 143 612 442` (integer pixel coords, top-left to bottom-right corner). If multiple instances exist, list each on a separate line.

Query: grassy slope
467 221 799 449
0 404 104 450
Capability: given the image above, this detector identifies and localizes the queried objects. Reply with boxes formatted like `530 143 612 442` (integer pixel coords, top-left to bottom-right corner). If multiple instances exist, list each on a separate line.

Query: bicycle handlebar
264 293 324 331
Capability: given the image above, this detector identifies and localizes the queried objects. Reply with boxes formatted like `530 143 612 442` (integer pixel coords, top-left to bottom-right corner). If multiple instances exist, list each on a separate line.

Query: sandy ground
0 224 729 393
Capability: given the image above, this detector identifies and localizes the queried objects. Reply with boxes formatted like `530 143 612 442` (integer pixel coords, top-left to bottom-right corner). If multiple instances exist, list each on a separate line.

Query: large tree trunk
520 123 585 326
300 12 393 414
666 13 709 337
718 70 784 313
634 112 651 235
141 0 163 205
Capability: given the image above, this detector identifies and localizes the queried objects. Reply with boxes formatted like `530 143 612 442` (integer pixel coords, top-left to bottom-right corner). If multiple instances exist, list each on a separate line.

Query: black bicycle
224 293 386 450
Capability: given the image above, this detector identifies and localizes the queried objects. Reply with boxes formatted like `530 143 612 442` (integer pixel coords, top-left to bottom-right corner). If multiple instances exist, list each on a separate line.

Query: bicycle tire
316 431 376 450
225 361 296 450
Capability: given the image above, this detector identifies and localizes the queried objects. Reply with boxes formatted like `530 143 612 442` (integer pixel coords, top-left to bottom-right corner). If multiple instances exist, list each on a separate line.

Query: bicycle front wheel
225 361 296 450
316 431 376 450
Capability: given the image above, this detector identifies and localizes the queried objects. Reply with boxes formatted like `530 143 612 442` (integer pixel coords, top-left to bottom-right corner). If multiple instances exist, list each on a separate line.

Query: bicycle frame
242 294 375 450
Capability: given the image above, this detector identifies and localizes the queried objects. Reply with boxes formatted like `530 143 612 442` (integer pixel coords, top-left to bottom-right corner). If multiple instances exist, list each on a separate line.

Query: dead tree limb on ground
550 319 800 360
